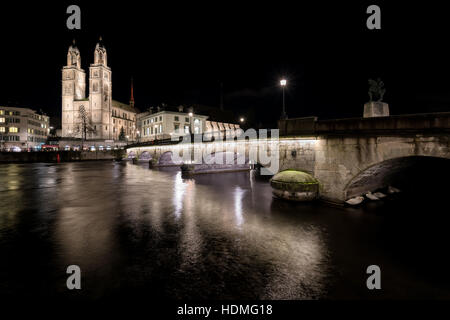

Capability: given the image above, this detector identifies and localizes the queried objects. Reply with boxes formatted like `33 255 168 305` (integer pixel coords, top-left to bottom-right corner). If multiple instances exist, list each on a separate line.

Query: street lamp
188 112 193 134
240 117 245 123
280 79 287 119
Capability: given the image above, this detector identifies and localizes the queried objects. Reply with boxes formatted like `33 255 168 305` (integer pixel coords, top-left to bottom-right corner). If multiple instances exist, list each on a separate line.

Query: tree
73 105 96 145
118 127 126 141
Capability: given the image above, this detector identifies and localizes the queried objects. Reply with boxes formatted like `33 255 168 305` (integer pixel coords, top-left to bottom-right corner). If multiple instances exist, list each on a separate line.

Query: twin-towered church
61 38 138 141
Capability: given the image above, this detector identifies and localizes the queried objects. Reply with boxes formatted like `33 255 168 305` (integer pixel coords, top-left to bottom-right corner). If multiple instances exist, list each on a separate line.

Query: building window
159 116 162 121
184 125 189 134
174 116 179 121
0 127 5 132
185 117 189 122
159 124 162 133
174 124 180 131
0 118 4 123
9 127 19 133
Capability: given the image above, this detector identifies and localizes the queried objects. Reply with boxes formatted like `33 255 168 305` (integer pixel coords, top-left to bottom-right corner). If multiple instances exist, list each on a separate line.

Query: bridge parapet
279 112 450 136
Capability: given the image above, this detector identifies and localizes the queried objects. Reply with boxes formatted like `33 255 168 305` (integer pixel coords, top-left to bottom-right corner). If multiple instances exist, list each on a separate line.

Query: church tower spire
130 78 135 108
67 39 81 68
89 36 112 139
94 36 107 66
62 39 86 138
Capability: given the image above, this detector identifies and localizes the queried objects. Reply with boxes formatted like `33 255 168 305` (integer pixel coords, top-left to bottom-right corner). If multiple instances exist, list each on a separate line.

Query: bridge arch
158 151 182 166
344 155 450 199
138 151 152 161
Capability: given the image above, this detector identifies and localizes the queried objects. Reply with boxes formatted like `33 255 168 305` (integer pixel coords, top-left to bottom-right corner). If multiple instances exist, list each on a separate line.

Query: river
0 161 449 300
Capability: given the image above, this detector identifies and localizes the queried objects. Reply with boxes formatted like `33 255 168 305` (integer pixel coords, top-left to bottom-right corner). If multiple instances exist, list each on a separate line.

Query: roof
138 109 208 120
112 100 139 114
139 104 239 124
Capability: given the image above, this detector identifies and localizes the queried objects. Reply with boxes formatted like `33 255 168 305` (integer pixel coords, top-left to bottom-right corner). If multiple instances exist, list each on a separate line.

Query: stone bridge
126 113 450 203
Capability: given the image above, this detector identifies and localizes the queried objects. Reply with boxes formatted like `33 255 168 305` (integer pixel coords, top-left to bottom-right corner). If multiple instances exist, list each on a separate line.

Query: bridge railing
278 112 450 136
126 130 280 149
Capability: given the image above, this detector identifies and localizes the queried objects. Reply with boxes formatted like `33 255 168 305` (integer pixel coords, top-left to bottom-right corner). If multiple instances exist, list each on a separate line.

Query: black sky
1 1 450 127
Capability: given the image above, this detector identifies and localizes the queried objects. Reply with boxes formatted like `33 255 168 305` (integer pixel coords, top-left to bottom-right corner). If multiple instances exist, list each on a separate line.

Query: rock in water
373 192 386 198
388 186 401 194
270 170 319 201
365 191 379 201
346 196 365 205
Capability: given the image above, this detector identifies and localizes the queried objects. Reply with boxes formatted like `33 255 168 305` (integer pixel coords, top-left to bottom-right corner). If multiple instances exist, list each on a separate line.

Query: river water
0 161 449 300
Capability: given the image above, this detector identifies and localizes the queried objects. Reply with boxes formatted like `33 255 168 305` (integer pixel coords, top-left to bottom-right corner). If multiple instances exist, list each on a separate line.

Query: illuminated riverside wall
0 150 124 163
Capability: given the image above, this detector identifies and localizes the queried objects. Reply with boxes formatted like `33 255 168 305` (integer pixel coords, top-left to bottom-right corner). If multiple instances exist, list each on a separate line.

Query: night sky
1 1 450 128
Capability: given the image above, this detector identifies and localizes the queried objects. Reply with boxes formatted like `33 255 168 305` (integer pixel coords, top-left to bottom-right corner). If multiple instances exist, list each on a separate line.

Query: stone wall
314 134 450 202
0 150 124 163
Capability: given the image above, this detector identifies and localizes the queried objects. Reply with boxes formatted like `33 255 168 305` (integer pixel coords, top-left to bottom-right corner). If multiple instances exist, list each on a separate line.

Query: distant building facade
137 106 240 142
61 39 138 142
0 106 50 151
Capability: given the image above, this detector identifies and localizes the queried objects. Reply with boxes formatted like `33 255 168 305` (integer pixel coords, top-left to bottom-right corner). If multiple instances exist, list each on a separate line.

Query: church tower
62 40 86 137
89 37 112 139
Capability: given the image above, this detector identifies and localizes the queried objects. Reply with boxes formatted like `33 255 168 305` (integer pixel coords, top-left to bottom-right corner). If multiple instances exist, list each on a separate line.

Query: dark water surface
0 161 449 300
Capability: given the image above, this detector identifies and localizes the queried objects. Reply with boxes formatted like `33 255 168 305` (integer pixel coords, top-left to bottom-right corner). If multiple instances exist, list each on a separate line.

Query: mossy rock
270 170 319 201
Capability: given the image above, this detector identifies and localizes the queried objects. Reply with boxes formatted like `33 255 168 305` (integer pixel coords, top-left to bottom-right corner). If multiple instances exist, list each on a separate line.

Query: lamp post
280 79 287 119
188 112 193 134
188 111 194 164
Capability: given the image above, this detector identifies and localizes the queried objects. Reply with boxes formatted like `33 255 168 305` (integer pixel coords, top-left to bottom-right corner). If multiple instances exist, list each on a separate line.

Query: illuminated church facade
61 39 137 141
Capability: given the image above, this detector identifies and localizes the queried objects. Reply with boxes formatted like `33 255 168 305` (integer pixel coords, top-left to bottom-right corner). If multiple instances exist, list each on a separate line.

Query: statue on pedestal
364 78 389 118
368 78 386 102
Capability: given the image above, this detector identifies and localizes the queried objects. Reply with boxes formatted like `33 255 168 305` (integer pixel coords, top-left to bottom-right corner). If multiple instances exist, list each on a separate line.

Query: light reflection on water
0 161 449 300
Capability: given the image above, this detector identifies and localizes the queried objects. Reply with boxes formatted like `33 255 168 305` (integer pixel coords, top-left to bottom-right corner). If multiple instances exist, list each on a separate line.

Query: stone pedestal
363 101 389 118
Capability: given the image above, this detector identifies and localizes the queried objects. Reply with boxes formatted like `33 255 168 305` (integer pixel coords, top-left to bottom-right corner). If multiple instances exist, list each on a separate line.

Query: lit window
9 127 18 133
0 118 4 123
184 125 189 133
0 127 5 132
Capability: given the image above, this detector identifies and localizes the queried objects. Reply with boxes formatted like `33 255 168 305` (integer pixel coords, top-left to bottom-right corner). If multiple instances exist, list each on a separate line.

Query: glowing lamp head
280 79 287 86
240 118 244 123
188 112 193 117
